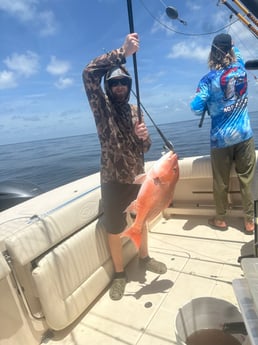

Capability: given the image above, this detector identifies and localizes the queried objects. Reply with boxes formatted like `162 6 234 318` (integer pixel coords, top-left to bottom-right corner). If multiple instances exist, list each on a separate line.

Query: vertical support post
254 200 258 256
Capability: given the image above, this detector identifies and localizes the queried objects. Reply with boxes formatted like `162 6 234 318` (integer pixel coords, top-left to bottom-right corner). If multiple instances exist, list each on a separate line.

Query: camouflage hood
104 65 132 103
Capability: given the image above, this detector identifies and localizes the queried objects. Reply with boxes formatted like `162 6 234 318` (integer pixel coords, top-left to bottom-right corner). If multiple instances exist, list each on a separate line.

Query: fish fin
153 177 161 185
153 176 172 185
120 227 142 249
124 200 137 214
134 173 147 184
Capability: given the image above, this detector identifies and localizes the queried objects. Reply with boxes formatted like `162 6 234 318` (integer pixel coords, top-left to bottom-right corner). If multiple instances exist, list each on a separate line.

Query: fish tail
120 227 142 249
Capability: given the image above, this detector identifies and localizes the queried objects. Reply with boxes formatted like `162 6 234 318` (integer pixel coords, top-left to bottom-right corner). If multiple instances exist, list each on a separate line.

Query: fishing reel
163 141 174 152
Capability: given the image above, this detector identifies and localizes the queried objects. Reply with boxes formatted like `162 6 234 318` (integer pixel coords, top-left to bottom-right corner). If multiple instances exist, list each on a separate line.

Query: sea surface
1 113 258 192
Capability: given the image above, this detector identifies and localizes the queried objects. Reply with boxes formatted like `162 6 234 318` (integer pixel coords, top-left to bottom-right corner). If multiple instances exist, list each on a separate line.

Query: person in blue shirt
190 33 256 234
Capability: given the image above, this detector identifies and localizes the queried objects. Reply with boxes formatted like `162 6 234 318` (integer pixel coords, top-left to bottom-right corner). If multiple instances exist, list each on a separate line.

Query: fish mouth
167 151 178 160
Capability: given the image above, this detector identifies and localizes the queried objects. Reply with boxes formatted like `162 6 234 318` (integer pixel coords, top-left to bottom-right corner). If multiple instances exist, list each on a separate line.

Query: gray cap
105 66 131 80
104 65 132 103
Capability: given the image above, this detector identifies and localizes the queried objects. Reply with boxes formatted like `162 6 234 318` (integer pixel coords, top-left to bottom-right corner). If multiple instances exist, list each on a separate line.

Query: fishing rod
239 0 258 18
198 105 209 128
120 63 174 149
127 0 142 123
126 0 174 152
130 89 174 151
231 0 258 26
220 0 258 38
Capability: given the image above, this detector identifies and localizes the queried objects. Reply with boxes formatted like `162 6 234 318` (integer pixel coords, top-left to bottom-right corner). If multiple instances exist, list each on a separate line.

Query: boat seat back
174 155 242 206
5 187 102 266
4 186 137 330
167 154 258 215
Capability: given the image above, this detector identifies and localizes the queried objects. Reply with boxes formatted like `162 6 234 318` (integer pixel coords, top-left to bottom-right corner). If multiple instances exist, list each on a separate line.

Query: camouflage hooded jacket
82 47 151 184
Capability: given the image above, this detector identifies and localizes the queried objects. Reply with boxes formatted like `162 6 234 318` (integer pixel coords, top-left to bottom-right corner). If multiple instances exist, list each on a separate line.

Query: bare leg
108 224 149 268
139 224 148 259
138 224 167 274
108 225 149 269
108 233 124 272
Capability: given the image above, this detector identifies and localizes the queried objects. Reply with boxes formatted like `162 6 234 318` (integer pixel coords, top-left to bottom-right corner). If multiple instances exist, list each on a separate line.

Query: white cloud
4 51 39 77
0 0 57 36
55 77 74 89
0 70 17 89
46 56 71 76
186 1 201 11
39 10 58 36
167 41 209 62
46 56 73 89
0 0 37 21
151 13 176 36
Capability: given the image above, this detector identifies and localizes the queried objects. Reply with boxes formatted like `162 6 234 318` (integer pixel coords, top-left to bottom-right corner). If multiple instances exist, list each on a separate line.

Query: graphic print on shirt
220 67 247 101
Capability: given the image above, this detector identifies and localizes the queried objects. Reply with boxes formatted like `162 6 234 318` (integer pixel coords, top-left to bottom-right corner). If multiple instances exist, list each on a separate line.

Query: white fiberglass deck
1 153 258 345
46 214 252 345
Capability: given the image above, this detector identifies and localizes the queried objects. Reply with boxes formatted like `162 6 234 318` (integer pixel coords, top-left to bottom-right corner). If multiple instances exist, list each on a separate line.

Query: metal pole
254 200 258 256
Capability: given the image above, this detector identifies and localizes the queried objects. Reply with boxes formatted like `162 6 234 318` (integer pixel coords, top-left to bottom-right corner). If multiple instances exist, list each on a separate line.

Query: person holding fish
191 33 256 234
82 33 167 301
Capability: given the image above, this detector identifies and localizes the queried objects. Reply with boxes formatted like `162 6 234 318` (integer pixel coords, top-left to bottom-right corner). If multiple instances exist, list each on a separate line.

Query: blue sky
0 0 258 144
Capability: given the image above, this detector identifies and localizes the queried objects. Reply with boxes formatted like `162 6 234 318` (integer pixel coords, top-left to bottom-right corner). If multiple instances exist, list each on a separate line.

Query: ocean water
0 113 257 192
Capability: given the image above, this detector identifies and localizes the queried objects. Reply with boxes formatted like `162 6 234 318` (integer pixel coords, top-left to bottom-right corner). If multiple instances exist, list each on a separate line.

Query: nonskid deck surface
47 215 252 345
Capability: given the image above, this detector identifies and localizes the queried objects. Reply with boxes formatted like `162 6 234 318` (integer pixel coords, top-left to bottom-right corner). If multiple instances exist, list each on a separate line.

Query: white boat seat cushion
32 219 110 330
5 187 102 266
32 219 136 330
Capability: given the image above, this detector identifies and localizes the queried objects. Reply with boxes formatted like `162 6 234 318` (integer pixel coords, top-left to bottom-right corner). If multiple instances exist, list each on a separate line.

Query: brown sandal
208 218 228 231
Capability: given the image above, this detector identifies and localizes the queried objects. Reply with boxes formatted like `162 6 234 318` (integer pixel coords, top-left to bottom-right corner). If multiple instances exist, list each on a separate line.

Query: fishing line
226 22 258 81
130 89 174 151
126 0 174 152
139 0 239 37
159 0 168 8
101 50 174 150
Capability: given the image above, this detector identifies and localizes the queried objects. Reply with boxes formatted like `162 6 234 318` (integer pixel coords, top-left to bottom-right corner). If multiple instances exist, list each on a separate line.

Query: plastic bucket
175 297 247 345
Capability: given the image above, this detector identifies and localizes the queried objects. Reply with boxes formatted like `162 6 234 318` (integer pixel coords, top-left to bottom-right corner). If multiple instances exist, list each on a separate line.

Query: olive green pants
211 137 256 222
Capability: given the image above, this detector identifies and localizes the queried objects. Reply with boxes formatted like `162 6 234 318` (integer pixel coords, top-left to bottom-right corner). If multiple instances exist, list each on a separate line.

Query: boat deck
47 213 253 345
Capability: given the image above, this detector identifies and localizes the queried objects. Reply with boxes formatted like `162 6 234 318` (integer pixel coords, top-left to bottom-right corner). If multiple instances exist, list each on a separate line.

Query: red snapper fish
121 150 179 248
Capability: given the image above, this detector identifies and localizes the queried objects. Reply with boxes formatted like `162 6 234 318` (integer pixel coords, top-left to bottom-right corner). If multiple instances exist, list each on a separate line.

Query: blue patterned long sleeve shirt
190 47 253 149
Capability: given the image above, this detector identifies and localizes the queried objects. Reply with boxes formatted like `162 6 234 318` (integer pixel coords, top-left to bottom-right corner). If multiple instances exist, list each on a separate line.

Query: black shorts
101 182 140 234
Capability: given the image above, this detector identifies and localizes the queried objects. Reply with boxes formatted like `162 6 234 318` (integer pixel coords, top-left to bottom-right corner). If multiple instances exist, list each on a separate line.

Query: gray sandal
109 277 127 300
140 257 167 274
